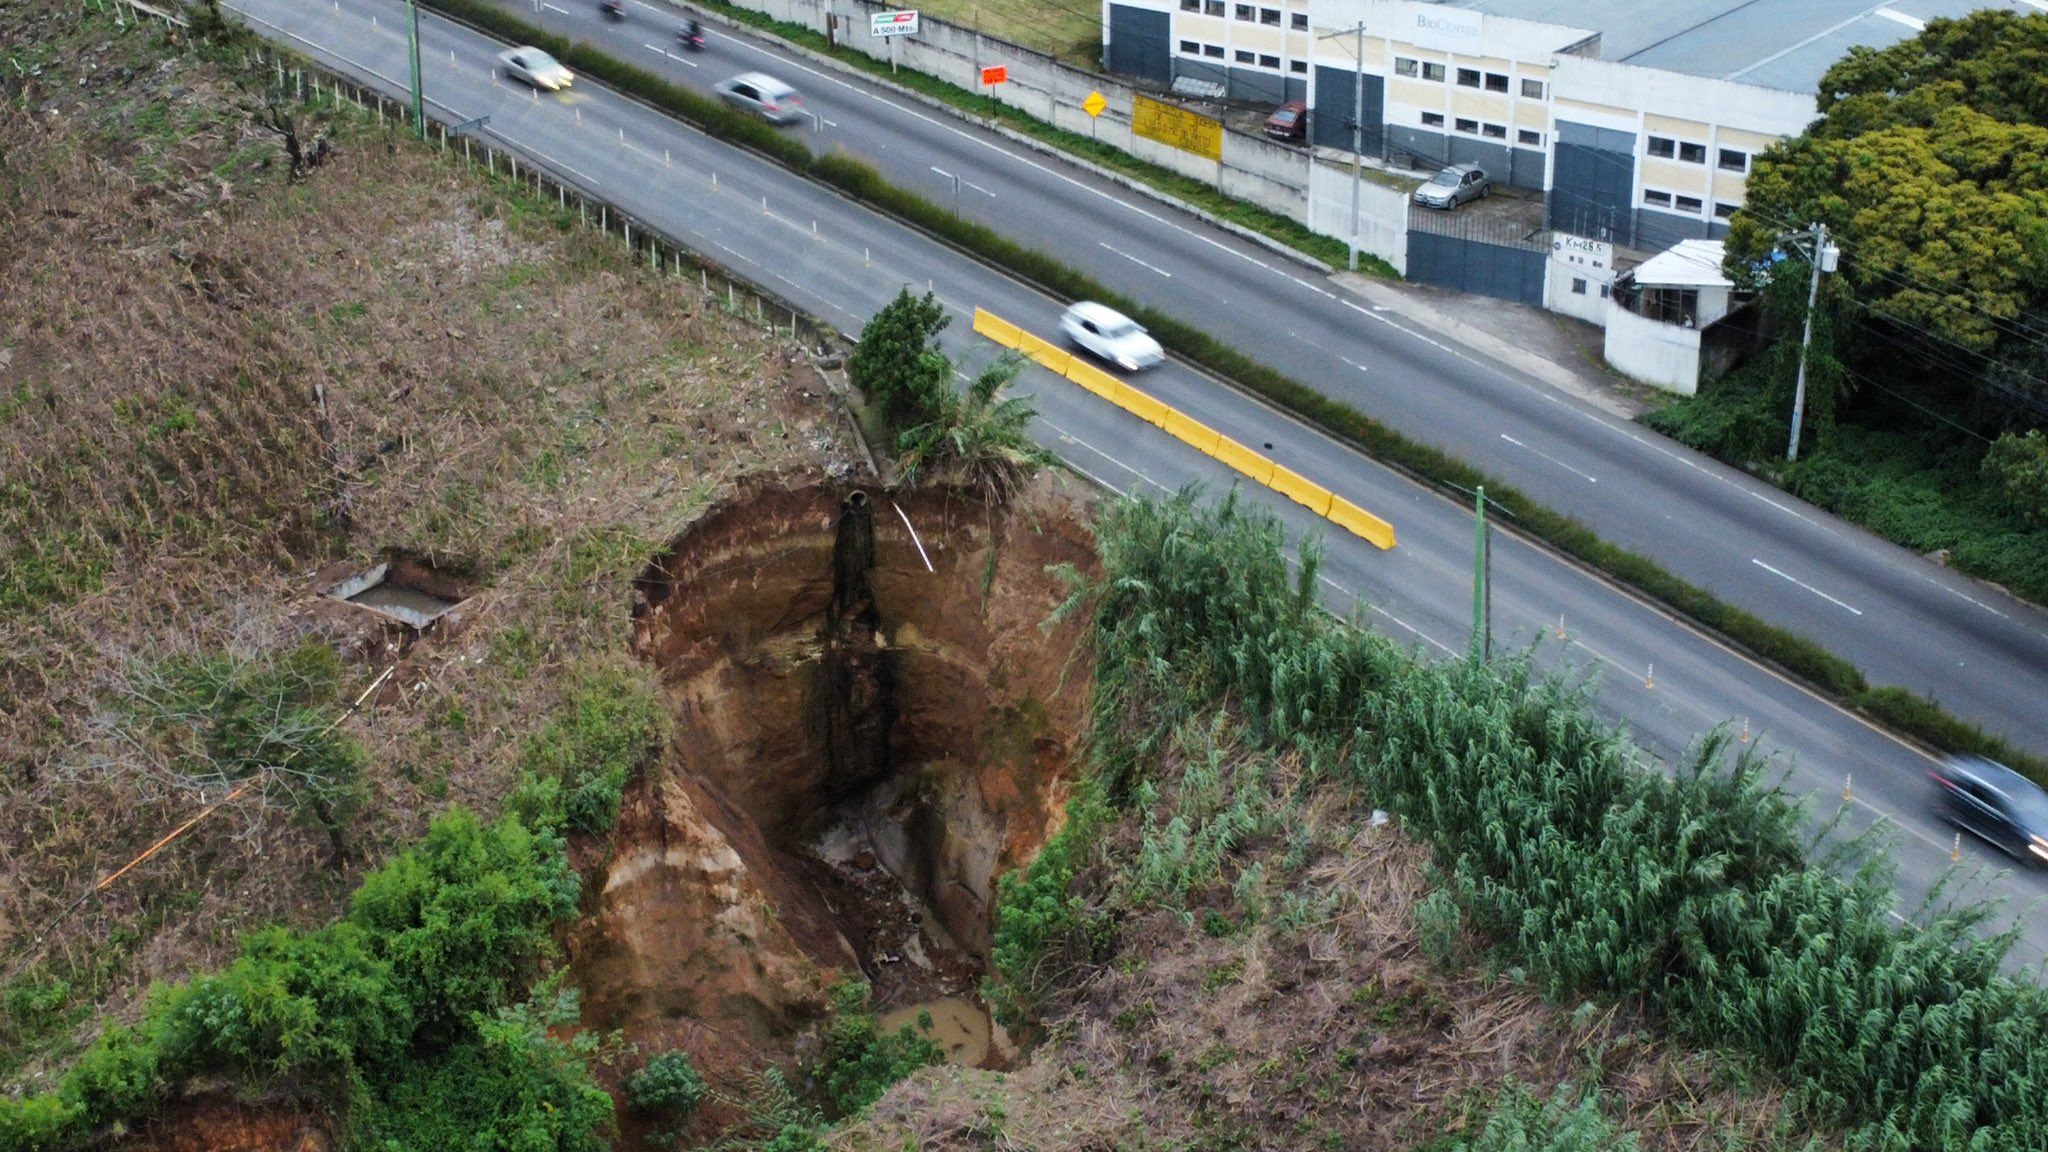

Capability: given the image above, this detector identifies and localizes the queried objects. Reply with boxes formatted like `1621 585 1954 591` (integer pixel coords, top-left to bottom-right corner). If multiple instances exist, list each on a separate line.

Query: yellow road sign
1132 94 1221 161
1082 90 1107 118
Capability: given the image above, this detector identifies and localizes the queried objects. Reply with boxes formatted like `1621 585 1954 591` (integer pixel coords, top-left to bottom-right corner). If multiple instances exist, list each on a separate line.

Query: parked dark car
1262 100 1307 143
1930 754 2048 865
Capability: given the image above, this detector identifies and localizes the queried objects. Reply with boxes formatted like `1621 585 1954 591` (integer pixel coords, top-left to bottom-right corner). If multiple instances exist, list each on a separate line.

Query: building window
1259 53 1280 68
1260 7 1280 25
1203 43 1224 57
1289 59 1307 73
1643 189 1672 207
1234 3 1253 19
1714 201 1740 219
1291 11 1307 28
1180 39 1200 53
1455 117 1478 134
1517 128 1542 146
1482 122 1506 138
1180 0 1198 9
1456 67 1481 88
1719 148 1748 172
1679 142 1707 164
1235 48 1255 62
1571 278 1588 295
1204 0 1223 14
1394 57 1418 77
1647 136 1675 159
1421 111 1445 127
1600 284 1610 298
1676 194 1704 213
1521 78 1544 99
1485 72 1509 92
1422 62 1446 81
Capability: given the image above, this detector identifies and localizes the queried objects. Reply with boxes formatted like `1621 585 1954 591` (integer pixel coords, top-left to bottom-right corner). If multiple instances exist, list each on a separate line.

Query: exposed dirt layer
572 476 1099 1079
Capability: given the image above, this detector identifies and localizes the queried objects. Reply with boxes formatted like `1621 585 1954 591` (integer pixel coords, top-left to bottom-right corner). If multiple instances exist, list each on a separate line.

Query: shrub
816 982 942 1118
1450 1082 1635 1152
846 288 952 434
508 667 664 837
1 808 592 1152
626 1051 707 1117
1984 428 2048 528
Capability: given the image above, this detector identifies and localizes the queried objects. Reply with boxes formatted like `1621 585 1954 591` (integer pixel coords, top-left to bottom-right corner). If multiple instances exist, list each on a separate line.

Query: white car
1059 302 1164 372
498 47 573 92
712 72 805 124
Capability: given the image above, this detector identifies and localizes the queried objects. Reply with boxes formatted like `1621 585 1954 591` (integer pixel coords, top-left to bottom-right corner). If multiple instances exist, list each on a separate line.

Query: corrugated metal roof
1630 240 1730 288
1430 0 2042 94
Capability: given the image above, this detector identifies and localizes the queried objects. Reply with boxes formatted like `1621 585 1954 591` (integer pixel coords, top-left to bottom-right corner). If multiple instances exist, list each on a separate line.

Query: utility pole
1785 220 1837 462
407 0 425 140
1472 485 1490 662
1317 23 1368 271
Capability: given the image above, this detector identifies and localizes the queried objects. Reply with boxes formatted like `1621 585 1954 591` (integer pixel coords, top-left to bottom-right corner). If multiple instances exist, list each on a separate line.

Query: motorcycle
677 21 705 51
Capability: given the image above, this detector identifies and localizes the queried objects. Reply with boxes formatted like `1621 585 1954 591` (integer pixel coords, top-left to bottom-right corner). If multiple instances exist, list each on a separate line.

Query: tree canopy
1731 10 2048 409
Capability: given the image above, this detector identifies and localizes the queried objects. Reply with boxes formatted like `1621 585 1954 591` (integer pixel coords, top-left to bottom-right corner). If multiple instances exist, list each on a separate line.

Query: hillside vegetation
0 0 846 1093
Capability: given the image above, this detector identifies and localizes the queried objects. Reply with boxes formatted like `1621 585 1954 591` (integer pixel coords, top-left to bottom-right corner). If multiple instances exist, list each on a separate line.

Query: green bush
1449 1082 1636 1152
0 809 594 1152
626 1051 707 1117
1985 428 2048 528
816 981 942 1118
846 289 952 434
508 666 664 837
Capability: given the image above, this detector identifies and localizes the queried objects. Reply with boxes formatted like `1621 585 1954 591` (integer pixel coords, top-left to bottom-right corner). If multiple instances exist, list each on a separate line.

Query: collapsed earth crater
571 480 1095 1071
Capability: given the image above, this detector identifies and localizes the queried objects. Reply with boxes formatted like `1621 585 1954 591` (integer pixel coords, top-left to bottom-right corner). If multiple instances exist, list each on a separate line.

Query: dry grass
0 0 857 1087
906 0 1107 69
835 729 1830 1152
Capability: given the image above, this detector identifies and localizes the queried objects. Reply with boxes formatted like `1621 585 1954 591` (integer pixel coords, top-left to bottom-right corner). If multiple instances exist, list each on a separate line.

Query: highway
227 0 2048 968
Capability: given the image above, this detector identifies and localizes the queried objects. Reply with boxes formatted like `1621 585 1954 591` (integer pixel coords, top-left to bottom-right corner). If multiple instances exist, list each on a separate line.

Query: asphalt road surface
225 0 2048 969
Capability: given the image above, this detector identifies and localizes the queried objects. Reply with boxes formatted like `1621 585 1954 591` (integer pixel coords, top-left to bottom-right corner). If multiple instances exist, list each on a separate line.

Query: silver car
1059 301 1164 373
1413 162 1489 209
712 72 805 124
498 47 573 92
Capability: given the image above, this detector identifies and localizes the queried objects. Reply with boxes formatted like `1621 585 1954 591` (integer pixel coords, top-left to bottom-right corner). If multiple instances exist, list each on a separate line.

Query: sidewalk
1330 272 1659 422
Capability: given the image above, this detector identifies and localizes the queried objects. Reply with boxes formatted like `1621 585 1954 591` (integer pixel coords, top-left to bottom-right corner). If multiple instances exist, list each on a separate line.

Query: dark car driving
1930 755 2048 865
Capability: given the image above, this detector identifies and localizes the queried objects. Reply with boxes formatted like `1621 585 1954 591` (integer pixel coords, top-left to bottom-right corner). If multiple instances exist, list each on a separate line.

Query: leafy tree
847 289 952 433
1731 11 2048 410
1984 428 2048 525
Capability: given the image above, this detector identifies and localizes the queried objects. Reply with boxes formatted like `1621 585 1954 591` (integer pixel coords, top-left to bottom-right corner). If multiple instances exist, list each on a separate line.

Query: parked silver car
712 72 805 124
1059 301 1164 373
497 47 573 92
1413 162 1489 209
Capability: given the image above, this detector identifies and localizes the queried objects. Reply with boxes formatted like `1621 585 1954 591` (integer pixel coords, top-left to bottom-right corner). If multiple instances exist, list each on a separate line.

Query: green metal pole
408 0 425 140
1472 486 1488 662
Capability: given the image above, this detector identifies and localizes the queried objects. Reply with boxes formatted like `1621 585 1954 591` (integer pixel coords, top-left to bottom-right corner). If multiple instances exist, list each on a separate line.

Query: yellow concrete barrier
1213 435 1275 486
971 306 1397 552
1110 381 1171 428
1018 330 1073 377
1268 465 1334 518
1328 496 1397 550
1064 358 1121 401
1164 409 1221 457
973 308 1022 348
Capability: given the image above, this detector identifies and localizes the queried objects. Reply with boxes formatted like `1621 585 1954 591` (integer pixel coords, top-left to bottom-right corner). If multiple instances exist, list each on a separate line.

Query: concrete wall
1308 157 1408 273
1603 299 1701 394
1545 234 1612 325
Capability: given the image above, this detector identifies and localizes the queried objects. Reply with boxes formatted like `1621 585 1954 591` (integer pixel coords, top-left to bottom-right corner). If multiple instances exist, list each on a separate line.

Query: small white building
1603 239 1738 395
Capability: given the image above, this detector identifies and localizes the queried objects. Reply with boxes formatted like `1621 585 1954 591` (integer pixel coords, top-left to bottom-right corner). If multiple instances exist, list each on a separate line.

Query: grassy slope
0 1 847 1087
